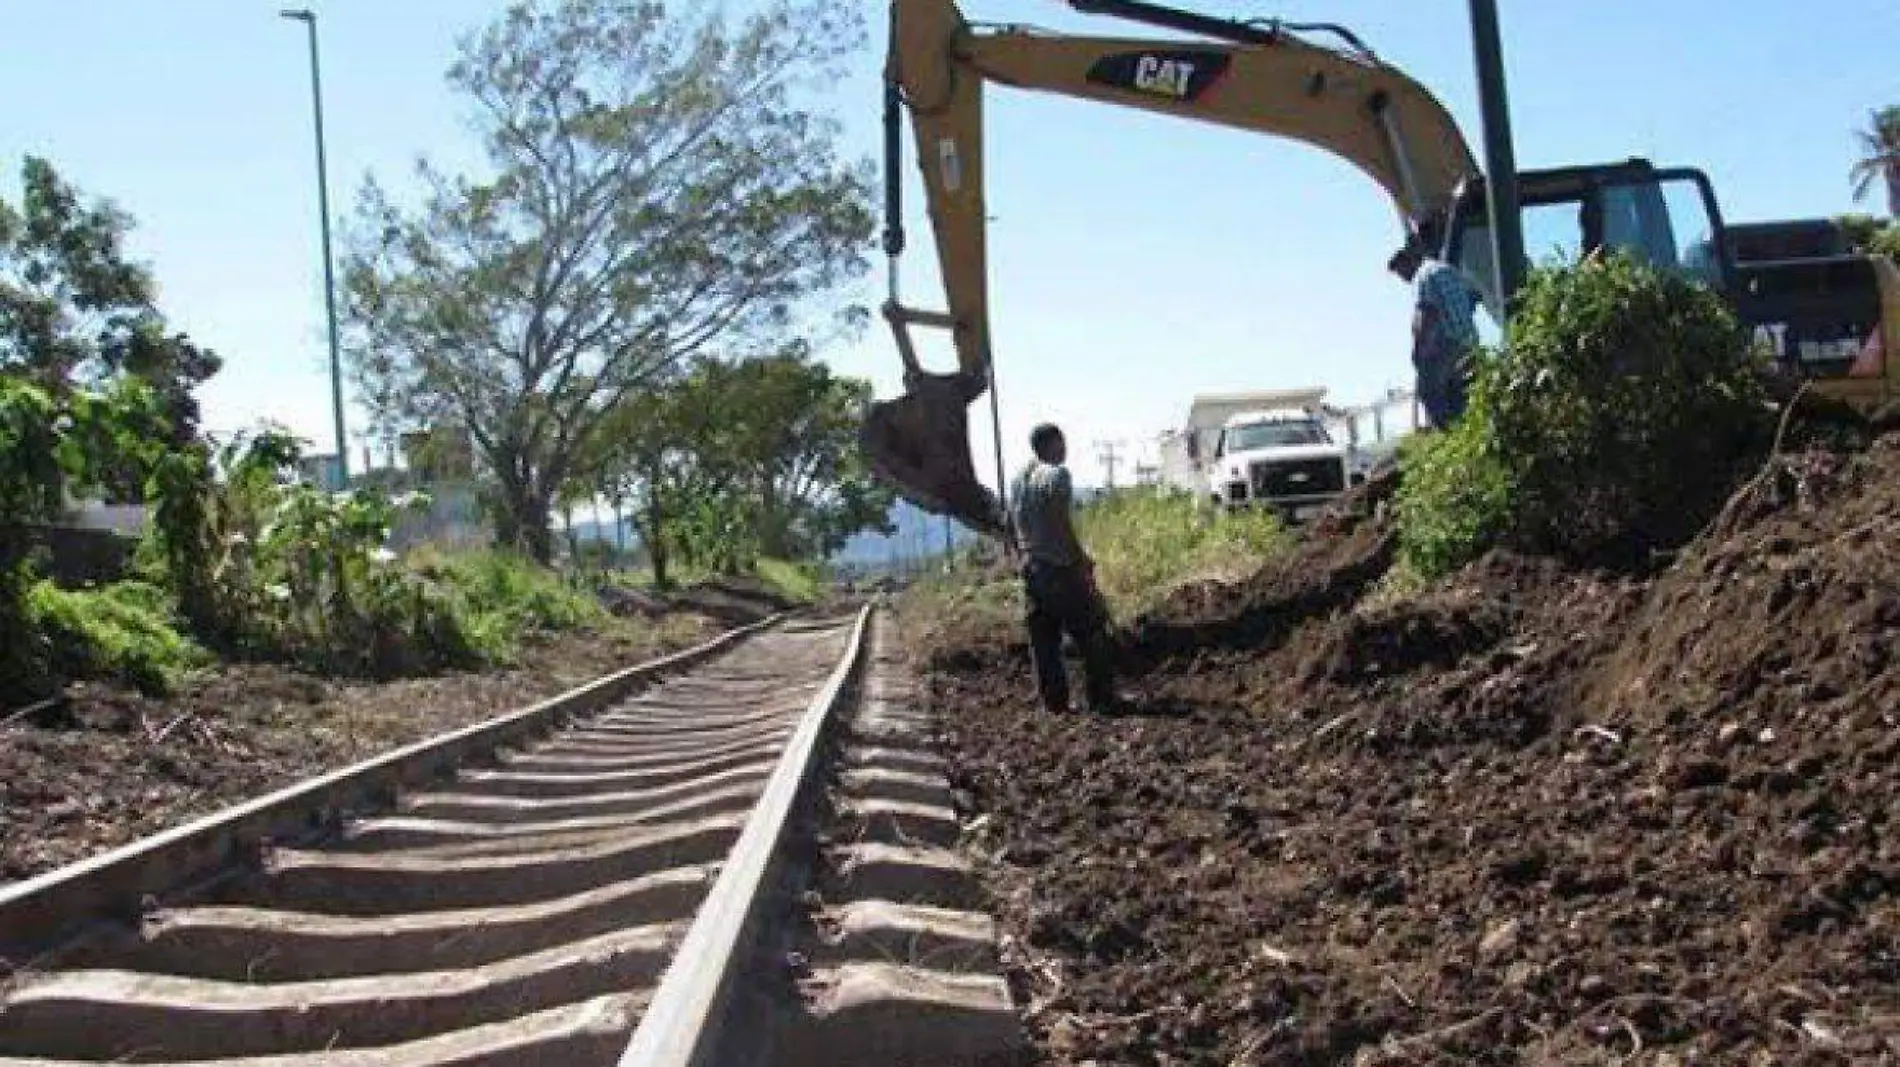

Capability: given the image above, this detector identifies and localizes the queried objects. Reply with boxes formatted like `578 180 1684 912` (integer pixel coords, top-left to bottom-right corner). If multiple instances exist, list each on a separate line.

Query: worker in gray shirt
1008 423 1123 715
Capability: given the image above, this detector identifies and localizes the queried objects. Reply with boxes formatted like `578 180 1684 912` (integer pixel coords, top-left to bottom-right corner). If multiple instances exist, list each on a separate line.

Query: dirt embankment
924 440 1900 1064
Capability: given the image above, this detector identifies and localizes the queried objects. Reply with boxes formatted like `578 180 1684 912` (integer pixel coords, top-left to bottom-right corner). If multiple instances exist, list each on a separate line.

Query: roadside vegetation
1078 488 1289 618
900 489 1289 649
1395 251 1770 580
0 388 632 704
1 0 893 712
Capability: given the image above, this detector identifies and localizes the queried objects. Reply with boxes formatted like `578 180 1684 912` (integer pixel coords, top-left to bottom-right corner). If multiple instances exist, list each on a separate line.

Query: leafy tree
580 351 894 586
1850 104 1900 217
341 0 876 563
0 157 221 497
584 375 702 589
1835 213 1900 261
695 347 896 558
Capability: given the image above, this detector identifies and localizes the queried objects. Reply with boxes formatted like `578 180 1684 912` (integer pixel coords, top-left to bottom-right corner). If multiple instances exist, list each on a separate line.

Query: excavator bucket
860 370 1007 539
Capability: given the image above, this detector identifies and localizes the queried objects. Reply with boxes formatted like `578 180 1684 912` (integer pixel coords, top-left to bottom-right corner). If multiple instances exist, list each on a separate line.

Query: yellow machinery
862 0 1898 535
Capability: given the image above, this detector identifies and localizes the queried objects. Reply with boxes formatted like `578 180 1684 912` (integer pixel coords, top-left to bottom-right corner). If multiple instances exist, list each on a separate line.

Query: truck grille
1250 457 1344 499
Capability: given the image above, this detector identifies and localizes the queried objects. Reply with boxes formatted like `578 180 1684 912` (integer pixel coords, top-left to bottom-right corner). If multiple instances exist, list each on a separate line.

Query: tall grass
409 549 612 654
607 556 825 605
753 557 823 604
898 487 1292 646
1078 488 1290 618
896 564 1025 654
9 545 708 703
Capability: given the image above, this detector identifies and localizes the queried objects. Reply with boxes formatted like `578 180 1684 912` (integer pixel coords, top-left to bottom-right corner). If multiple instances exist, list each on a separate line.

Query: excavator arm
861 0 1480 536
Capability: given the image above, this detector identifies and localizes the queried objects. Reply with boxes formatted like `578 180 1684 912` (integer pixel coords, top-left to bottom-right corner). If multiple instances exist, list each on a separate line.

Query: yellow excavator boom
863 0 1481 536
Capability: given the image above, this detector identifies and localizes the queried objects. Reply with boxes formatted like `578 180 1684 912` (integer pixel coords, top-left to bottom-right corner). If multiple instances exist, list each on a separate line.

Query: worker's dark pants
1022 559 1115 712
1415 340 1472 428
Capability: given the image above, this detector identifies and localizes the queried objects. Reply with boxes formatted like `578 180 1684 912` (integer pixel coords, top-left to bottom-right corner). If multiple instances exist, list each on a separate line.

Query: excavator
860 0 1900 537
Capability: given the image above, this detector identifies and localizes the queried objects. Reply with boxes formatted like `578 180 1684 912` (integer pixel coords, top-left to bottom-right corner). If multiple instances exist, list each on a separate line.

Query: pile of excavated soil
926 440 1900 1064
1128 464 1402 665
0 617 715 886
598 575 801 625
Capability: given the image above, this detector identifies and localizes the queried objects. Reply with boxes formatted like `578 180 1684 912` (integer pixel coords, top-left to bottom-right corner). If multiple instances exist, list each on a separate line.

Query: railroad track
0 606 1024 1066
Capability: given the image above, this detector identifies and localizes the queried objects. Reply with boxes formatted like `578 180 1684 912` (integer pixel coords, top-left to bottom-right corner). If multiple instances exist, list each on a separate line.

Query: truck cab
1206 407 1350 522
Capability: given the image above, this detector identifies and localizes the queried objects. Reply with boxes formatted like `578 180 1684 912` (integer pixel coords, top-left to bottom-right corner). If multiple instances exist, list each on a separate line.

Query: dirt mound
1293 553 1556 688
646 576 799 627
597 574 804 626
1591 444 1899 730
929 440 1900 1064
1125 464 1401 664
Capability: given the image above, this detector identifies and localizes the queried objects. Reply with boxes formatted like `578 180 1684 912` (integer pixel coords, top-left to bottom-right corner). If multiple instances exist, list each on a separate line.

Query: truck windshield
1224 420 1330 451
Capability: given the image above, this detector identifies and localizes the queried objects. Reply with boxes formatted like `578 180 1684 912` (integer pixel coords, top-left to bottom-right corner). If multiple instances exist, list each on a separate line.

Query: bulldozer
860 0 1900 537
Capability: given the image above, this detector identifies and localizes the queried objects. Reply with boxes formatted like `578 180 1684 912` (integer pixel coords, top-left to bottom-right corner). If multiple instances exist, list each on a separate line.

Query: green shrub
1078 487 1290 618
27 580 207 695
416 549 610 637
1 376 172 704
1394 408 1513 580
754 557 822 604
1488 252 1766 561
141 429 508 676
1396 252 1769 579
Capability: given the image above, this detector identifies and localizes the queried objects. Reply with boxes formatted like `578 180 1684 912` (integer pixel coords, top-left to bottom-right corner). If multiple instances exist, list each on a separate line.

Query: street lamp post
281 8 349 487
1467 0 1525 307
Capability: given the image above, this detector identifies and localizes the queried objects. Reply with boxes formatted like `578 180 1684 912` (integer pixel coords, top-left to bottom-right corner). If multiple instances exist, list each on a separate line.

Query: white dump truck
1157 387 1428 521
1204 406 1354 521
1152 390 1343 522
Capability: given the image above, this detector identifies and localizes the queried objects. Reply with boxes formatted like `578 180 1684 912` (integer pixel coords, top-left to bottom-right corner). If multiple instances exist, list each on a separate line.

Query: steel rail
618 602 876 1067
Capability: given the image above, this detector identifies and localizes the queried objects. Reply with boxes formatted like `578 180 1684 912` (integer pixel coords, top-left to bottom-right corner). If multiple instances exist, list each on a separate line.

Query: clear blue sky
2 1 1894 492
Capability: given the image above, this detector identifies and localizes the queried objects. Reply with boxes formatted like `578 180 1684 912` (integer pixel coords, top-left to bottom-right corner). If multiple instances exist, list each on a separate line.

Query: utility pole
1468 0 1526 307
281 8 349 488
1094 440 1125 491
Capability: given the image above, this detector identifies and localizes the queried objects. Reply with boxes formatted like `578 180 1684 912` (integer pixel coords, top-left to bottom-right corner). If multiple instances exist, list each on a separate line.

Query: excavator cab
1442 161 1897 410
1441 159 1733 321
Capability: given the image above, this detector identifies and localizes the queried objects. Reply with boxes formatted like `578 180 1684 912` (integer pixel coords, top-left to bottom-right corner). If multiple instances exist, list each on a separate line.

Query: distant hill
831 498 980 567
